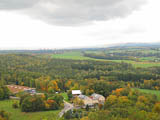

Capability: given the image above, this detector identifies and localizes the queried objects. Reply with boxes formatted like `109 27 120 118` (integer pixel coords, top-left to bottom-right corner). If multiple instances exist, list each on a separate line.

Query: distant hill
0 50 56 54
0 42 160 54
107 42 160 48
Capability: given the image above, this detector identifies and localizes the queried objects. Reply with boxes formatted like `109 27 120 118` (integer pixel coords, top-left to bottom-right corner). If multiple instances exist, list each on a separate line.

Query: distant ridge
0 42 160 54
107 42 160 48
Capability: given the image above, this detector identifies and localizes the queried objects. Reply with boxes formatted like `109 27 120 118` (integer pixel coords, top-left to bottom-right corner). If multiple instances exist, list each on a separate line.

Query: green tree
21 95 45 112
0 88 4 100
0 110 10 120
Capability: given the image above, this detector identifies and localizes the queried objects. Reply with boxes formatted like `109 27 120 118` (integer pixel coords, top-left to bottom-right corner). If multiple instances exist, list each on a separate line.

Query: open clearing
0 100 60 120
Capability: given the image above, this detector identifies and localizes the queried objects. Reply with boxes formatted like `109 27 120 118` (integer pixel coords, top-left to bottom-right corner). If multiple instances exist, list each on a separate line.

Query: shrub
12 101 19 109
45 100 58 110
0 110 10 120
19 93 31 106
153 102 160 113
0 86 10 100
20 93 63 112
21 95 45 112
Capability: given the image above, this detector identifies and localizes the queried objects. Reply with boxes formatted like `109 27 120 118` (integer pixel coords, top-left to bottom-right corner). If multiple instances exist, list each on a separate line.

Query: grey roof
91 93 104 100
78 95 90 100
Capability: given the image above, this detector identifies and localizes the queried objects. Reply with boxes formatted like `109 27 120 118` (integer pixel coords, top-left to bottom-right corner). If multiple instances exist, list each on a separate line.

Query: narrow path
59 101 74 117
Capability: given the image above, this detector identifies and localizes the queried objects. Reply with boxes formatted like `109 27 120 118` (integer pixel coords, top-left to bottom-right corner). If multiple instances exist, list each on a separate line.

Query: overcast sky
0 0 160 49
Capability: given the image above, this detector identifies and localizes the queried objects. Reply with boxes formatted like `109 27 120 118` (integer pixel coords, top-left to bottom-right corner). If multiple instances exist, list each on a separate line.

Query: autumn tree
153 102 160 113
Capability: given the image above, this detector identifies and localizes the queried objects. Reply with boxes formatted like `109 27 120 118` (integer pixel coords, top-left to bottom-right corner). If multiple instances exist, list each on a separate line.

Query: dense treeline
84 53 136 60
1 54 160 93
88 88 160 120
0 85 10 100
20 93 63 112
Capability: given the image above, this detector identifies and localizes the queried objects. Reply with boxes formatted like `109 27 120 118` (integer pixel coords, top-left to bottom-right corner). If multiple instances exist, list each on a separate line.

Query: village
6 84 105 117
71 90 105 108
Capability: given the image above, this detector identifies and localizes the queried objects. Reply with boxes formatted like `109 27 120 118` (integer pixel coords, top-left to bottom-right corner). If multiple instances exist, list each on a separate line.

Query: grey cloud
0 0 146 25
0 0 38 9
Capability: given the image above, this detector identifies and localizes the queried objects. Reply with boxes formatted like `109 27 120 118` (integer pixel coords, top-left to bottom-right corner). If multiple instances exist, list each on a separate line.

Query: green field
52 51 160 68
109 60 160 68
135 88 160 100
52 51 93 60
0 100 60 120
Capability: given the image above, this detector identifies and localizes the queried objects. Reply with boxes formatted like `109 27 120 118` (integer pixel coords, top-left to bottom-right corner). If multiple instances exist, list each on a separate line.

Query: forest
1 47 160 120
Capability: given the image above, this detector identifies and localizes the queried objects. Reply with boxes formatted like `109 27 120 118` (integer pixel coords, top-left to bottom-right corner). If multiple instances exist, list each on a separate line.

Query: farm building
7 85 36 94
72 90 82 97
78 95 93 107
77 93 105 108
91 93 105 104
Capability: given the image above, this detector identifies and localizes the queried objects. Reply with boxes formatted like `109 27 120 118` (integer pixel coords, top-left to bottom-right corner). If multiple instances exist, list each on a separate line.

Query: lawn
134 88 160 100
60 92 69 102
0 100 60 120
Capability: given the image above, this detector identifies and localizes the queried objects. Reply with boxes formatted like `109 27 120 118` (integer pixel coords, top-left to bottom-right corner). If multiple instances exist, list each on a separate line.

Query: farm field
140 57 157 61
52 51 160 68
110 60 160 68
0 100 60 120
135 88 160 100
131 62 160 68
52 51 108 62
52 51 93 60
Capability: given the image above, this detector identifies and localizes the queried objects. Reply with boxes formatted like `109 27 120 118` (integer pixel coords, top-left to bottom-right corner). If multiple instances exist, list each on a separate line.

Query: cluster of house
6 85 105 108
72 90 105 108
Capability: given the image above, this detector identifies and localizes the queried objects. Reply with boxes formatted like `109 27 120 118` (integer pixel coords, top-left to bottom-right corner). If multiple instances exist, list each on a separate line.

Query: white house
72 90 82 97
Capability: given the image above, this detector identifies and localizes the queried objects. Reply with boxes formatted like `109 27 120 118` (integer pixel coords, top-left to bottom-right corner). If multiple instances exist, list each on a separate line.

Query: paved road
59 101 74 117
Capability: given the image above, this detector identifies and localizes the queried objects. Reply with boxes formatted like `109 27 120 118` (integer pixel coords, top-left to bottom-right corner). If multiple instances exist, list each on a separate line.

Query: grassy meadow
52 51 93 60
0 100 60 120
110 60 160 68
52 51 160 68
135 88 160 100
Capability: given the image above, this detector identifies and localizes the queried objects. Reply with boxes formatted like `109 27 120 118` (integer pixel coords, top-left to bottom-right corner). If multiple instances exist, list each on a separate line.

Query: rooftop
72 90 82 95
7 85 35 94
78 95 90 100
91 93 105 100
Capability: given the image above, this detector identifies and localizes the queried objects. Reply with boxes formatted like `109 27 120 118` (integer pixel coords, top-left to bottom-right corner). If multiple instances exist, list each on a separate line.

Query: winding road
59 101 74 117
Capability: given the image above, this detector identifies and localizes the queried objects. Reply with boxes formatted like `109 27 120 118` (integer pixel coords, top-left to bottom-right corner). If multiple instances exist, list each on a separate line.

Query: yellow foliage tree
48 80 60 92
153 102 160 113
